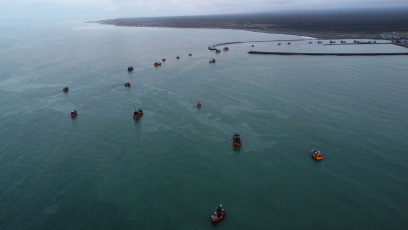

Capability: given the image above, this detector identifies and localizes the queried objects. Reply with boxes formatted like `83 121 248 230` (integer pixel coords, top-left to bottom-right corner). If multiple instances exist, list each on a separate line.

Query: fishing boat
63 87 69 92
209 59 216 63
162 58 166 62
70 110 77 118
233 131 241 147
177 56 180 60
215 49 221 53
154 62 161 67
211 204 225 222
223 47 229 51
133 108 143 118
124 82 131 87
197 101 201 108
189 53 192 56
312 149 323 160
128 66 134 72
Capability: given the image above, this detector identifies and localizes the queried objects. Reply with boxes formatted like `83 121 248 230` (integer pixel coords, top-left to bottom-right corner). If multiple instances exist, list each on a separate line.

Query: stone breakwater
247 51 408 56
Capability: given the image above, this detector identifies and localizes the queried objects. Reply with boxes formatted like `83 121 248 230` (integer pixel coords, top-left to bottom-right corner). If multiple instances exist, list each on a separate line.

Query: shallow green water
0 22 407 229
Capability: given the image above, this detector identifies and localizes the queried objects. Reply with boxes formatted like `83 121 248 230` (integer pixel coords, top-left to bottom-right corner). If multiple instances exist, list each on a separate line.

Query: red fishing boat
197 101 201 108
209 59 216 63
124 82 131 87
133 108 143 118
211 204 225 222
70 110 77 118
63 87 69 92
223 47 229 51
154 62 161 67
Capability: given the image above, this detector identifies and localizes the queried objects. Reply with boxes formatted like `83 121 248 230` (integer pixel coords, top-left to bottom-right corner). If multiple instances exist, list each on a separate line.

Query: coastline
96 21 382 40
94 10 408 40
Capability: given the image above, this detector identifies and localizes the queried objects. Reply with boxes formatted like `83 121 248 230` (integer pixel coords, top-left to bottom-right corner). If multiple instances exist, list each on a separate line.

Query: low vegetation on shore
97 8 408 39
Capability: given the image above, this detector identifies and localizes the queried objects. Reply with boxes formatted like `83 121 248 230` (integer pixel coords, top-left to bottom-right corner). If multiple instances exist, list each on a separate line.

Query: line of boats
246 40 381 47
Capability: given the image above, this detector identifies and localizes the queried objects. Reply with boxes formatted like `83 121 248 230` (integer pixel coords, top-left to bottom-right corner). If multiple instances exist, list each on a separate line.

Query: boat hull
212 211 225 222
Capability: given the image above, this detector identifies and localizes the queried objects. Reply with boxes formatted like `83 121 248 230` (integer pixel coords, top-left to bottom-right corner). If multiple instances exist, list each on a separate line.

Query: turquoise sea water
1 22 408 229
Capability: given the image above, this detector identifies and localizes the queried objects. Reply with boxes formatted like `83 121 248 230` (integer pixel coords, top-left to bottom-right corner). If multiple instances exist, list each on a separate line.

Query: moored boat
154 62 161 67
197 101 201 108
215 49 221 53
162 58 166 62
63 87 69 92
124 82 131 87
177 56 180 59
312 149 323 160
223 47 229 51
128 66 134 72
211 204 225 222
209 59 216 63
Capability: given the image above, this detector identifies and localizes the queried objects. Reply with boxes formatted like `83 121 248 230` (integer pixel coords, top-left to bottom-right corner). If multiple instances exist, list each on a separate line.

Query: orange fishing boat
312 149 323 160
233 131 241 147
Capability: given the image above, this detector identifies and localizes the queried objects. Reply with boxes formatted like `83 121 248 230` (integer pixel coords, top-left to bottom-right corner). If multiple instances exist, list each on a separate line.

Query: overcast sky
1 0 407 20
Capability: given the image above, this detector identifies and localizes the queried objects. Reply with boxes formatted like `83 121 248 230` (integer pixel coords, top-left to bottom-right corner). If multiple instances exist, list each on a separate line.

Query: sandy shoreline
98 21 382 40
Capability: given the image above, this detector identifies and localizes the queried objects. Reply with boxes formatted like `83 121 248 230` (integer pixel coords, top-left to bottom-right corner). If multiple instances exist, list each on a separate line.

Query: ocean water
0 22 408 229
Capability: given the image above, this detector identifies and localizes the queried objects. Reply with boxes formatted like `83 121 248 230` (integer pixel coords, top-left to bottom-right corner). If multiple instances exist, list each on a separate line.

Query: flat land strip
96 8 408 39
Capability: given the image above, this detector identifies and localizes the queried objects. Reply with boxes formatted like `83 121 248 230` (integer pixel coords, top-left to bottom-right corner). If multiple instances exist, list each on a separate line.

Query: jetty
248 51 408 56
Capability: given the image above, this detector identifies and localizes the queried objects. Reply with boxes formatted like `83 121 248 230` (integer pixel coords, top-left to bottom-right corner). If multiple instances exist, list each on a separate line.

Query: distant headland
95 8 408 40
